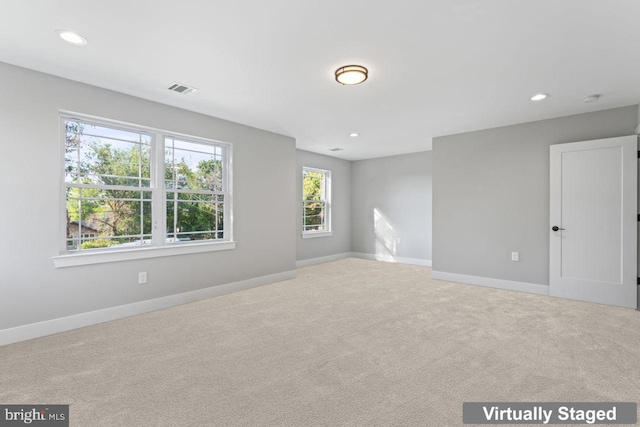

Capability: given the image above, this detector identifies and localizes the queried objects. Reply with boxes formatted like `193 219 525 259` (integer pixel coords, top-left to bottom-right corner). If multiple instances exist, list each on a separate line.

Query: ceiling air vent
167 82 197 95
329 148 344 152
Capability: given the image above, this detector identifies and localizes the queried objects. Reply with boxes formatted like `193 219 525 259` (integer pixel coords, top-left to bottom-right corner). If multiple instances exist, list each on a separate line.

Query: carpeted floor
1 258 639 426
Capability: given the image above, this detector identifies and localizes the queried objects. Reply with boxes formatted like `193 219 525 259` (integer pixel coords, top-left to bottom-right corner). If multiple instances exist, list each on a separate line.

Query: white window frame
53 112 234 268
302 167 332 239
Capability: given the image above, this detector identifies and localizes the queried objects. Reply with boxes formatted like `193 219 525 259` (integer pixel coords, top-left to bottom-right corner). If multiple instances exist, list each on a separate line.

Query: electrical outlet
511 252 519 262
138 272 147 284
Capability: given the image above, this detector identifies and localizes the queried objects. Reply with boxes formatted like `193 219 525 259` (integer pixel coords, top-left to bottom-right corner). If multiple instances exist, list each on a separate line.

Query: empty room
1 1 639 426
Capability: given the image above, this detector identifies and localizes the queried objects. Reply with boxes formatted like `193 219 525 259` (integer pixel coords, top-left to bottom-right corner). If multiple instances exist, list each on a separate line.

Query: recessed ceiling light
335 65 368 85
56 30 88 46
349 133 359 137
583 94 601 103
530 93 548 101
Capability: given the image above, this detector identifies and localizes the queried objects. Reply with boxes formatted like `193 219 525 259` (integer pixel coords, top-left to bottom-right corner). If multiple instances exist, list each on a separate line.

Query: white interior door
550 135 637 308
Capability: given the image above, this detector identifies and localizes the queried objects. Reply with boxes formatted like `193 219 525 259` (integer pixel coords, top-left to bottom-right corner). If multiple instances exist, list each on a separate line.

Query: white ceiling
1 1 639 160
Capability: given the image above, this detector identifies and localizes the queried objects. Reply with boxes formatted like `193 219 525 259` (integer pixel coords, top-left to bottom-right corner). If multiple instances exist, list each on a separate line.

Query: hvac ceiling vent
167 82 197 95
328 148 344 152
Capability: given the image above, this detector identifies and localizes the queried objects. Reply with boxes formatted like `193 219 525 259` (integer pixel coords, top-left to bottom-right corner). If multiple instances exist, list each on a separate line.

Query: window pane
165 138 223 191
69 235 153 250
72 122 150 143
65 120 151 187
66 189 152 251
303 201 325 231
166 192 224 243
303 170 325 201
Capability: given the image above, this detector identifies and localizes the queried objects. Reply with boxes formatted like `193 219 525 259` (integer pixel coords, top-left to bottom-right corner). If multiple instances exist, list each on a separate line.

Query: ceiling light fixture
349 133 359 137
530 93 548 101
335 65 368 85
56 30 88 46
583 94 601 103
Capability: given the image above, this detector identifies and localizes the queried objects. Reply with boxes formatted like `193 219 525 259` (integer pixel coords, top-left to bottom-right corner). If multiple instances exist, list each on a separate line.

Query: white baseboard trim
350 252 432 267
0 269 297 347
430 270 549 296
296 252 352 268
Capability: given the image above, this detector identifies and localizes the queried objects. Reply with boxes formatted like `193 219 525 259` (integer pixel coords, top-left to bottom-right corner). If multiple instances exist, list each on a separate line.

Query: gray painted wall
351 151 433 262
433 105 638 285
0 62 296 330
296 150 351 261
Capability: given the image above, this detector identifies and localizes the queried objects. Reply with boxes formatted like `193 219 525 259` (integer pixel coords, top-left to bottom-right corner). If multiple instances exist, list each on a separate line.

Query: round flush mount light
530 93 548 101
349 132 359 137
335 65 368 85
583 94 601 103
56 30 88 46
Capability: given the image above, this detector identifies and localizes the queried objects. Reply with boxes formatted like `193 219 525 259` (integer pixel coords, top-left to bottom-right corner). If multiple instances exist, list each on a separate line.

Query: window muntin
62 116 231 253
303 167 331 233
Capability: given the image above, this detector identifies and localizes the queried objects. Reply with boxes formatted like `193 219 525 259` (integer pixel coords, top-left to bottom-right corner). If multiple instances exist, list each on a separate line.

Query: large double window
302 167 331 238
62 115 231 255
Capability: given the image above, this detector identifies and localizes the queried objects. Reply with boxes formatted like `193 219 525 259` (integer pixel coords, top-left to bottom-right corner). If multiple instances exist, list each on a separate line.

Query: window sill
302 231 333 239
52 241 236 268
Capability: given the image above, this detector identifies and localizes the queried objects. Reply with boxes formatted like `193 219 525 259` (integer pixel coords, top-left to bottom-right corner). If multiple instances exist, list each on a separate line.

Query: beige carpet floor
1 258 640 426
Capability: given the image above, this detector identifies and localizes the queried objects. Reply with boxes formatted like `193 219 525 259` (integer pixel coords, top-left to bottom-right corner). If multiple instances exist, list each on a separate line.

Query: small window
302 167 331 235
